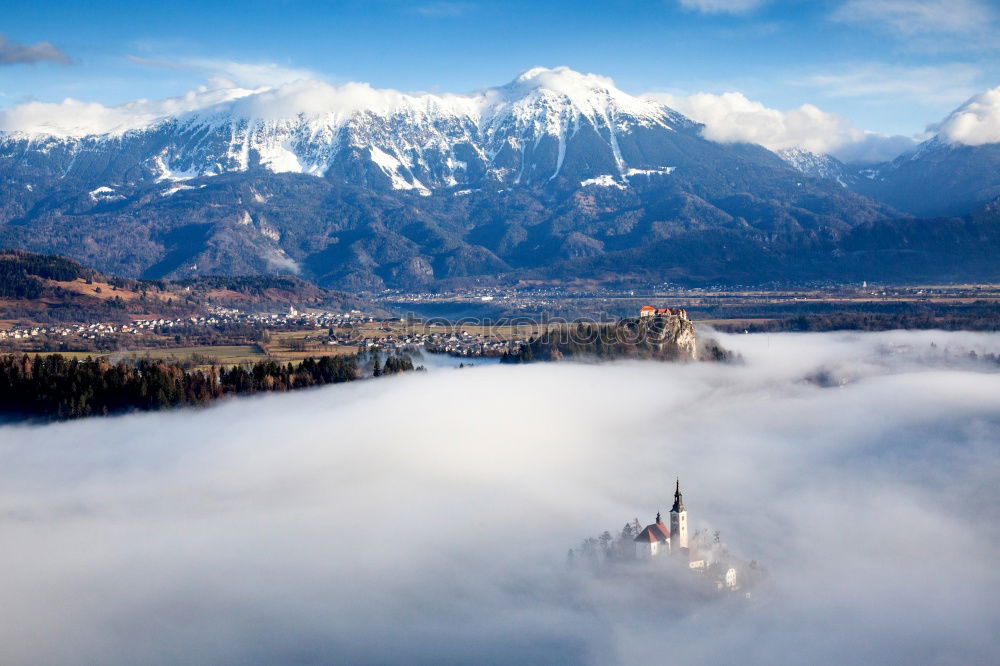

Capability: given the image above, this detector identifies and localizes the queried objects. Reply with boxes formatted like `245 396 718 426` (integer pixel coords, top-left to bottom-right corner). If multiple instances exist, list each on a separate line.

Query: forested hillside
0 351 416 420
0 249 366 324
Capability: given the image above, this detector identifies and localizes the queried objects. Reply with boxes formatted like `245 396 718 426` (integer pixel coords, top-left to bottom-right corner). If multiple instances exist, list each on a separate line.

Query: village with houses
0 305 529 358
0 306 365 346
0 304 705 368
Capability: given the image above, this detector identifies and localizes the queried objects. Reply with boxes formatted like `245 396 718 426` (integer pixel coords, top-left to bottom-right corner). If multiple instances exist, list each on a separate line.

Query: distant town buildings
0 308 362 345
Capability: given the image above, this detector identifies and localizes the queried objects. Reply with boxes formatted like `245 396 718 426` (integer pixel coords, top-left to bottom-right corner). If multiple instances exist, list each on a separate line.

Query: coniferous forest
0 352 415 421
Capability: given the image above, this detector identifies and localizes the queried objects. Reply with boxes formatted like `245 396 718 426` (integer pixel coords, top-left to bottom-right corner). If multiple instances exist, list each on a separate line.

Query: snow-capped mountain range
4 65 996 212
775 136 1000 217
2 67 701 192
1 67 997 287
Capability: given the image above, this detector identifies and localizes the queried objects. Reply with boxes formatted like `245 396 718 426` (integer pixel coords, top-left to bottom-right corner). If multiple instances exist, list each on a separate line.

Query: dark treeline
0 251 86 299
710 309 1000 333
501 324 632 363
176 275 315 296
0 352 414 421
370 353 415 376
0 251 358 329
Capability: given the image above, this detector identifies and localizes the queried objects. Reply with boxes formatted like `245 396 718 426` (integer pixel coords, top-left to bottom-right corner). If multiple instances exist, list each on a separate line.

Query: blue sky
2 0 998 144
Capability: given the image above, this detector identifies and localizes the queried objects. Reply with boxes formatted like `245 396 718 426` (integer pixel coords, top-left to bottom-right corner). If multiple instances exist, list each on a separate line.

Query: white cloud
802 63 982 106
831 0 996 36
828 132 921 164
645 90 914 162
129 55 320 89
410 2 473 17
677 0 768 14
0 87 258 137
0 76 478 138
934 86 1000 146
0 65 632 140
264 249 301 274
0 57 333 137
0 331 998 663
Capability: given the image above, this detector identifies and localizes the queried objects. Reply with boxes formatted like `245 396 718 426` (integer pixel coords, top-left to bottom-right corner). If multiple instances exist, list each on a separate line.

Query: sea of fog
1 330 998 665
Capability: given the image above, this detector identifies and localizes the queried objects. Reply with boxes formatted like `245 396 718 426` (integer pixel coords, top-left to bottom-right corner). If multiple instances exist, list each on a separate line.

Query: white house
633 513 671 559
725 567 737 588
688 550 706 570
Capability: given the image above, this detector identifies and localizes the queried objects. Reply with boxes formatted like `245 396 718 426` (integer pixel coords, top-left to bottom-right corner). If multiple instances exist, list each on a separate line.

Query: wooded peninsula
0 352 416 421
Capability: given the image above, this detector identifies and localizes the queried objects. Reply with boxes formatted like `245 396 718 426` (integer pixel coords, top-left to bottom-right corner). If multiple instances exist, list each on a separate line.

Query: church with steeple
669 478 688 550
633 479 700 567
567 479 755 592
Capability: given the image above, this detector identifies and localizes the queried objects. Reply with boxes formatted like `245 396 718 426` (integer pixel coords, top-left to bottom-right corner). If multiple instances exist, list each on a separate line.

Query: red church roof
633 522 670 543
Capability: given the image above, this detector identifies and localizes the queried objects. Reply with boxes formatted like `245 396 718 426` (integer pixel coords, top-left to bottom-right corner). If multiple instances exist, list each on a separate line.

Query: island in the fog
571 480 763 596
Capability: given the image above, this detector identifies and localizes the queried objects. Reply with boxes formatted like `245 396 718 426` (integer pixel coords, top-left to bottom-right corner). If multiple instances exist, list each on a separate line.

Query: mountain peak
484 65 669 132
0 67 688 187
508 66 619 94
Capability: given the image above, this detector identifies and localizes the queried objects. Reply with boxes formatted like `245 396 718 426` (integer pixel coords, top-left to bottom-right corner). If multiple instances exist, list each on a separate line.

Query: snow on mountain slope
474 67 681 180
0 68 927 288
776 148 849 185
0 67 696 190
851 135 1000 216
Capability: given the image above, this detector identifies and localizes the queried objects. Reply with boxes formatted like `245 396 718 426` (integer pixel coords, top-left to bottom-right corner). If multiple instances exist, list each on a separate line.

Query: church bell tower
669 478 689 550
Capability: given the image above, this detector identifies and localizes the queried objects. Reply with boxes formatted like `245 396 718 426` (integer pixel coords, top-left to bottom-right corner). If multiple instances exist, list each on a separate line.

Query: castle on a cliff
639 306 688 319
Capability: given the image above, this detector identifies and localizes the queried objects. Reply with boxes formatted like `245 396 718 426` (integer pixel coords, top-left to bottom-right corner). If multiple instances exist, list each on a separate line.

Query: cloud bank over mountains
0 331 998 664
0 66 642 139
0 65 995 162
643 90 917 163
935 86 1000 146
0 87 260 138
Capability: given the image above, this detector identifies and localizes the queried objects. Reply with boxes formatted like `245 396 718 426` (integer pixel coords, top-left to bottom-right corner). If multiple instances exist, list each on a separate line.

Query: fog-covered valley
1 330 998 665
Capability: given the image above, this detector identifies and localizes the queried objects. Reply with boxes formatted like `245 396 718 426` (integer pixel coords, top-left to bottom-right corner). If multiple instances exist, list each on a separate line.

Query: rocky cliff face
642 313 698 361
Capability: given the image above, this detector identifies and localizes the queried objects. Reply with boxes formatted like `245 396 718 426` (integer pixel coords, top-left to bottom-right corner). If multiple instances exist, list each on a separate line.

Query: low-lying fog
1 331 998 665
